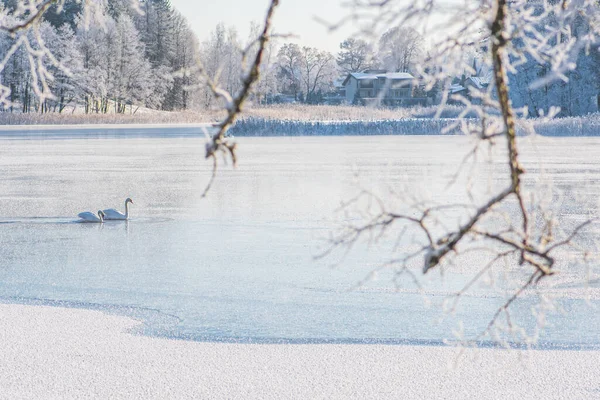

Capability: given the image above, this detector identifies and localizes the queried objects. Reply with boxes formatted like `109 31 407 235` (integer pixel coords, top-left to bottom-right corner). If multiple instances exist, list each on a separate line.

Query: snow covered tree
76 11 154 113
161 10 198 110
43 1 82 30
245 21 279 104
298 46 335 103
254 40 279 104
40 22 84 113
139 0 175 68
337 37 376 74
113 14 154 112
378 26 423 72
508 10 600 117
0 0 198 112
276 43 302 100
198 23 244 108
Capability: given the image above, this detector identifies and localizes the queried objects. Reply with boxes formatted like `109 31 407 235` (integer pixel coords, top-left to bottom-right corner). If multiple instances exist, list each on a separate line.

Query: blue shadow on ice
1 296 599 351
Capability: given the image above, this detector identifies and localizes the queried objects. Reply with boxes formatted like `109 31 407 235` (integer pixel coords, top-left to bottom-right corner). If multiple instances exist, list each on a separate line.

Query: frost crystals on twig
196 0 280 197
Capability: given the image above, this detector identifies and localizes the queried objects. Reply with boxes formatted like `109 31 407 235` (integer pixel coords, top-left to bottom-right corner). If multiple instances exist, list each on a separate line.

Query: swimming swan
103 198 133 220
78 210 105 223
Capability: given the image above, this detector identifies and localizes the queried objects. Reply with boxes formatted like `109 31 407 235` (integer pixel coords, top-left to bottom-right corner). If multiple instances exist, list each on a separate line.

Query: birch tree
276 42 302 100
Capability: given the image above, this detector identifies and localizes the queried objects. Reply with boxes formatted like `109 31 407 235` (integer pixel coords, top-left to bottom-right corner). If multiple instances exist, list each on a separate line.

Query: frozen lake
0 128 599 347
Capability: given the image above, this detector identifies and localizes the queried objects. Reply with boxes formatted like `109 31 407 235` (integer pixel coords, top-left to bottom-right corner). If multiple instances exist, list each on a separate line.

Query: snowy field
0 128 599 397
1 303 599 399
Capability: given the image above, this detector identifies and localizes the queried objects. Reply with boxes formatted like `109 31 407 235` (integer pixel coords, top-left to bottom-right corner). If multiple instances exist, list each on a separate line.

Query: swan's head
126 197 133 205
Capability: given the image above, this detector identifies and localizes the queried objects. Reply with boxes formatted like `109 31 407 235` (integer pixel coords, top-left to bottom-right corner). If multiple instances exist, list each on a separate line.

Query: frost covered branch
323 0 600 344
0 0 55 34
196 0 280 197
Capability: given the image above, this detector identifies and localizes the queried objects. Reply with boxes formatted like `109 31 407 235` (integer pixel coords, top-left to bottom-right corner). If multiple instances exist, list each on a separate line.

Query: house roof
466 76 490 89
378 72 414 80
342 71 415 86
449 84 467 94
349 72 376 81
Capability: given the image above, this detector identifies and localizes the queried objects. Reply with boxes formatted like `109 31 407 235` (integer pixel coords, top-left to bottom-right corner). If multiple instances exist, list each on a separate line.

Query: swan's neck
98 212 104 222
124 200 129 219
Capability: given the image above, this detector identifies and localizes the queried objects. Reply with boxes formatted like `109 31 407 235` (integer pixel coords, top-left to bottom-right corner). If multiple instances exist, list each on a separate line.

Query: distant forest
0 0 599 116
0 0 198 113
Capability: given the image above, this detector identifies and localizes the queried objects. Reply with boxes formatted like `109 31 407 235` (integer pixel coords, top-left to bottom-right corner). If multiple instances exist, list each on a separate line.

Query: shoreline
1 303 599 398
2 296 599 351
0 115 597 137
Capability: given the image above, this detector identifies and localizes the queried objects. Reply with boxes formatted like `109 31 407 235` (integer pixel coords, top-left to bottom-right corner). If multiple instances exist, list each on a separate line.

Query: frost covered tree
246 21 279 104
161 10 198 110
298 46 335 103
0 0 198 112
507 7 600 116
197 23 244 108
113 14 155 112
337 37 377 73
0 16 28 110
75 11 154 113
276 42 302 100
378 26 423 73
138 0 174 67
40 22 83 113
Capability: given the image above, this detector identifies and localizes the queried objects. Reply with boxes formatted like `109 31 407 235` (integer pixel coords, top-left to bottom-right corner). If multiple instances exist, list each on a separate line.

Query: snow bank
0 303 599 399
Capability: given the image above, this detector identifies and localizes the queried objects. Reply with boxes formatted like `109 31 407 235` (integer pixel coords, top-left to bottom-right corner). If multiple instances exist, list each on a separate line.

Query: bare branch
198 0 280 195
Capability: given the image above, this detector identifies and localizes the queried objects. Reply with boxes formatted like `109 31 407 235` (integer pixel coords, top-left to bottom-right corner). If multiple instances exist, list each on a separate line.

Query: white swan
102 198 133 220
78 210 105 223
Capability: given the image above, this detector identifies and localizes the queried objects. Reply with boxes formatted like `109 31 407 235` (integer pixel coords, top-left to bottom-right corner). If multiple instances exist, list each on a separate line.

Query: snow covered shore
1 303 598 399
1 112 598 138
228 115 600 137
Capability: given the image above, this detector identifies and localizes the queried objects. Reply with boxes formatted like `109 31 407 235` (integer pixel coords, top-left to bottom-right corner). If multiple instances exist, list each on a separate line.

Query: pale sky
169 0 356 53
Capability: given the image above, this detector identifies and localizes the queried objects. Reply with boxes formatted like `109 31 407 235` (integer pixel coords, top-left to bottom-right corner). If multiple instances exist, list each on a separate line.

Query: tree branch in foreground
322 0 599 345
0 0 55 35
197 0 280 197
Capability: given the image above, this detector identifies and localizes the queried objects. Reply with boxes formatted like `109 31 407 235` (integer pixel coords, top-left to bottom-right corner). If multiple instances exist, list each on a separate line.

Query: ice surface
0 130 598 346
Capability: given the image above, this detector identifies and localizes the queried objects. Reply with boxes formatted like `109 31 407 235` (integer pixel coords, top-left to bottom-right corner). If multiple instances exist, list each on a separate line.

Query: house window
359 80 375 89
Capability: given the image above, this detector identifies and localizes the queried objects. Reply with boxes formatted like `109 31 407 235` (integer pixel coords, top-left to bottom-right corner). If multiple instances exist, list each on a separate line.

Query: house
342 70 420 106
448 75 492 104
